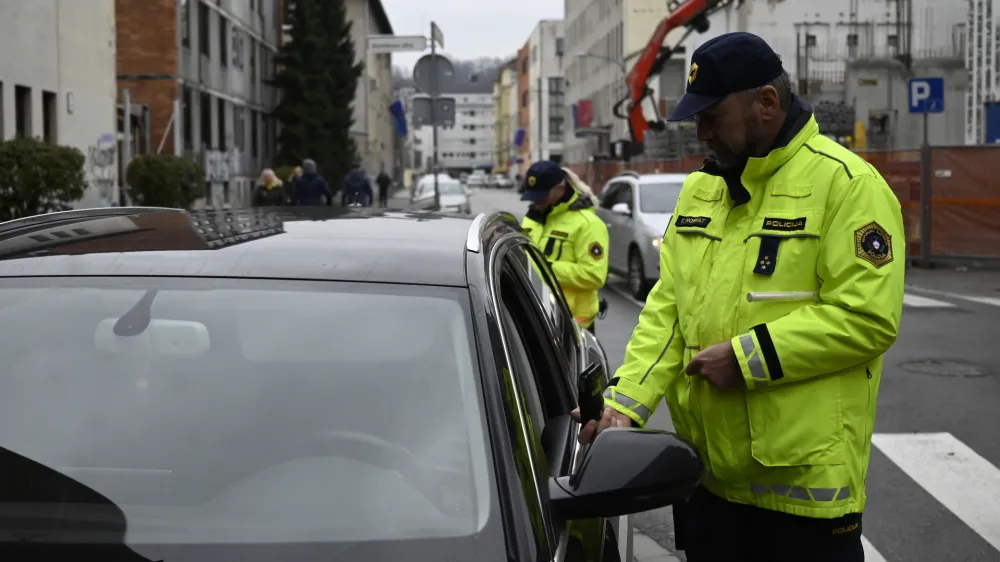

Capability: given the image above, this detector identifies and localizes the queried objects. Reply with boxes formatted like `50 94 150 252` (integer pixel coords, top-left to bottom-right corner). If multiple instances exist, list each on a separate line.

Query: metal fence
567 144 1000 264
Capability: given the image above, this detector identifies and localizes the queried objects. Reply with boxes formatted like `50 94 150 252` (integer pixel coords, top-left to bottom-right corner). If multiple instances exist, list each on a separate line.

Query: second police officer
519 161 609 334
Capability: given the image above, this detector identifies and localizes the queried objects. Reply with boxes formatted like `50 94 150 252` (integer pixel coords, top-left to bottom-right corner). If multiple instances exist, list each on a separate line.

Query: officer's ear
757 85 782 121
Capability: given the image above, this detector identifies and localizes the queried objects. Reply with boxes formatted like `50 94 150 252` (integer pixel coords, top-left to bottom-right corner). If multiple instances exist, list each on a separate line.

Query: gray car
595 171 686 299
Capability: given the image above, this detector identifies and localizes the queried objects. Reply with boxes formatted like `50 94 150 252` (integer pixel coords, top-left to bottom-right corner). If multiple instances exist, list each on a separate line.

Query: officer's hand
685 341 746 390
572 406 632 446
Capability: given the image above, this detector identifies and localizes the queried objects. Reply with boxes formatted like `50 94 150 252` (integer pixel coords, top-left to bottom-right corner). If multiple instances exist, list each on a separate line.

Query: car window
0 278 494 545
437 181 465 194
507 243 578 373
639 181 685 213
599 183 623 209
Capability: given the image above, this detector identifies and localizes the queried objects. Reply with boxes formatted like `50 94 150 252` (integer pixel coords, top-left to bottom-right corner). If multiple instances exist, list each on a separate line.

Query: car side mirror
611 202 631 216
548 427 703 520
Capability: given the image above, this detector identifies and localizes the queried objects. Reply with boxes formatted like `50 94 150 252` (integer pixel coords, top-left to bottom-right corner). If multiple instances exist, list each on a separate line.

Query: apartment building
516 42 532 167
344 0 395 175
118 0 284 208
0 0 118 207
413 88 495 173
527 20 566 163
492 59 516 174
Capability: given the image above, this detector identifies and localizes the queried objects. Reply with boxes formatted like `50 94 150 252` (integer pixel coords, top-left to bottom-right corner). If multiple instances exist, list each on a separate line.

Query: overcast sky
378 0 564 72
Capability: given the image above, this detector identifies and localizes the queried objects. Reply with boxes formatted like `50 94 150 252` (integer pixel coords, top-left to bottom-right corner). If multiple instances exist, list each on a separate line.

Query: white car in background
596 171 686 299
410 173 471 213
466 172 487 188
491 174 515 189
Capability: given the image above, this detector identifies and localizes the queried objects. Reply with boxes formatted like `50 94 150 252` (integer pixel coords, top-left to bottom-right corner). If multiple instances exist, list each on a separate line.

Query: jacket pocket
745 374 845 467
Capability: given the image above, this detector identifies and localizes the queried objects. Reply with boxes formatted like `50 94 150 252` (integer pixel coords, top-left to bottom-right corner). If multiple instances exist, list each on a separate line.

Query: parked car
410 173 471 213
596 171 687 299
492 174 515 189
466 171 487 188
0 206 703 561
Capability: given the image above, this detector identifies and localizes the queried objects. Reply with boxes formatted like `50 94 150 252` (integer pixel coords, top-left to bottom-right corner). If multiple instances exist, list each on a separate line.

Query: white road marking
872 432 1000 551
958 295 1000 308
906 284 1000 309
862 536 889 562
902 293 957 308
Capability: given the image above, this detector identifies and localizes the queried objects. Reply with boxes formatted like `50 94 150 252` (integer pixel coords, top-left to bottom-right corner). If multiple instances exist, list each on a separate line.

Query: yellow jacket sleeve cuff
732 330 775 391
601 377 658 427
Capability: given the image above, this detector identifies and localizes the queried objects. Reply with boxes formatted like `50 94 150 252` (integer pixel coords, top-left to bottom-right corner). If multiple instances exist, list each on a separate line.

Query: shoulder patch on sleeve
588 241 604 260
854 221 893 268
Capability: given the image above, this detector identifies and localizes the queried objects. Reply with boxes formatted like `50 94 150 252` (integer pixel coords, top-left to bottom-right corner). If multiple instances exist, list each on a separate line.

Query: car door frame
482 231 615 562
598 182 634 273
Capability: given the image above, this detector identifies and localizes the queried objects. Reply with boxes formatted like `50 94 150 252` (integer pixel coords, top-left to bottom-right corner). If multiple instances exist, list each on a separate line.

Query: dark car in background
0 206 702 561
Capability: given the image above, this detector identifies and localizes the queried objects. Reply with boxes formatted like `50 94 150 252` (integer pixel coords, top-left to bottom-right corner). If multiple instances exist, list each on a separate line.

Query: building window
200 92 212 148
251 110 259 158
181 0 190 46
805 34 817 47
846 34 859 47
887 34 899 47
217 98 227 150
199 1 210 56
219 15 228 65
522 91 529 108
232 29 244 68
548 117 564 142
555 37 564 56
234 106 245 150
182 87 193 150
522 58 529 73
42 91 56 143
14 85 31 138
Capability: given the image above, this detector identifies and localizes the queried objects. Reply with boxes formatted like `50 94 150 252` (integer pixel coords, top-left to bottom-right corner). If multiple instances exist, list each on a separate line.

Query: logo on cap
688 62 698 85
528 176 536 187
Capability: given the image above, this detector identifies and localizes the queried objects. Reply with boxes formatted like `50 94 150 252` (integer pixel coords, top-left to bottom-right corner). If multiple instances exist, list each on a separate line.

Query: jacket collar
527 191 593 224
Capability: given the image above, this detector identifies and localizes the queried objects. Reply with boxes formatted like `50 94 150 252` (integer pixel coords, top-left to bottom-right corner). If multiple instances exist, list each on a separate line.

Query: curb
632 529 682 562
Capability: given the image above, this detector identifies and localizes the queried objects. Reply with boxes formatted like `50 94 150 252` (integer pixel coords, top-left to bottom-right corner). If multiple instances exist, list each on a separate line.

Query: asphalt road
468 186 1000 562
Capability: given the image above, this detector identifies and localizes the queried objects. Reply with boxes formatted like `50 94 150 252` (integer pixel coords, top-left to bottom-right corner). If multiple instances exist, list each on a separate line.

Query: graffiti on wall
86 133 117 205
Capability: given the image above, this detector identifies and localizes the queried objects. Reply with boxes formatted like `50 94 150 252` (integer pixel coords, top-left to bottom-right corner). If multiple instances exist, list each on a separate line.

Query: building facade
966 0 998 144
117 0 284 208
412 90 494 173
527 20 566 163
517 42 532 167
344 0 395 175
493 59 516 174
0 0 119 207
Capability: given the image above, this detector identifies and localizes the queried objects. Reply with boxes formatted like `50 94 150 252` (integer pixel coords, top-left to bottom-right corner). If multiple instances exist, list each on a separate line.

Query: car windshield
0 278 492 547
639 182 685 213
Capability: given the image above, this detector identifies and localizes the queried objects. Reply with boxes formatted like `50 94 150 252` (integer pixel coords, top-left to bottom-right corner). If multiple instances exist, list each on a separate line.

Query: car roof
635 173 688 183
0 207 486 286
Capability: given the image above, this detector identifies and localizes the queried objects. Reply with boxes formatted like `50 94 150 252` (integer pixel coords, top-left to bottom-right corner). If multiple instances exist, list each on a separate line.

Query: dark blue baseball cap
520 160 566 201
667 32 785 122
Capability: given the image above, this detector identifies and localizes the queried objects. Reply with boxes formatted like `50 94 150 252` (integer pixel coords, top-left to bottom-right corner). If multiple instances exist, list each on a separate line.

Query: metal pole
122 89 133 205
431 22 440 210
363 0 371 172
537 76 543 163
144 108 152 155
919 111 931 266
173 98 182 155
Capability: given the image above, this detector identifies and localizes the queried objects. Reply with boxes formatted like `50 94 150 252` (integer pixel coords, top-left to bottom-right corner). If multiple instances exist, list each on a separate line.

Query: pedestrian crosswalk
862 432 1000 560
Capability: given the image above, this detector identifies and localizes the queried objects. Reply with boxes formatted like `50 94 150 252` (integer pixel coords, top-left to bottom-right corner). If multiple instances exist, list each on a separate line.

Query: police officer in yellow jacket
575 33 905 562
520 160 609 333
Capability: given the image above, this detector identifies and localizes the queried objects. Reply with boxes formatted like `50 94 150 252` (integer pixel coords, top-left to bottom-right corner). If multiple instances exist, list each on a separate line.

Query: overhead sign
908 77 944 114
368 34 427 54
411 97 456 127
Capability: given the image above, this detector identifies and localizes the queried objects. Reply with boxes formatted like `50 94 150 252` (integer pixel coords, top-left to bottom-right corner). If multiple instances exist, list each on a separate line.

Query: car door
598 183 632 273
490 239 617 562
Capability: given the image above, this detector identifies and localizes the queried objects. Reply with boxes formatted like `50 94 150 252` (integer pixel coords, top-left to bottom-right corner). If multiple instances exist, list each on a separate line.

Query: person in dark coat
290 159 332 206
252 168 288 207
375 170 393 207
342 167 374 207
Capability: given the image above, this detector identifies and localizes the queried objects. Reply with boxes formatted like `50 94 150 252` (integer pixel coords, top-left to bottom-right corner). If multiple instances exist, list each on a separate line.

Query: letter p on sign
908 77 944 114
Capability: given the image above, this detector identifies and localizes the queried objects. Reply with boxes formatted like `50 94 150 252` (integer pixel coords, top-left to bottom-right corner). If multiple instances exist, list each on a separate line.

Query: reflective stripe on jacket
605 104 905 519
521 192 609 327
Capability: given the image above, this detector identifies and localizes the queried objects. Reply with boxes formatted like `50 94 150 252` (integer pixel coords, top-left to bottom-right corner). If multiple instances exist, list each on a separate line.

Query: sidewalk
905 267 1000 299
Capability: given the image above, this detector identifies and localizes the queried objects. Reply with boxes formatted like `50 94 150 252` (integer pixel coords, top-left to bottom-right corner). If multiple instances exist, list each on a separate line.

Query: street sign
431 22 444 49
411 97 456 127
368 34 427 54
908 77 944 113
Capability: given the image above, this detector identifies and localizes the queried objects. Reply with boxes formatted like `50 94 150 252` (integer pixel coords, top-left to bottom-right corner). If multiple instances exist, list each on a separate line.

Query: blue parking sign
908 78 944 114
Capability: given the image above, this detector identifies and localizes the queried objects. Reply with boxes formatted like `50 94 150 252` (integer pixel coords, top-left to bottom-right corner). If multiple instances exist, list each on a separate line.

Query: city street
466 186 1000 562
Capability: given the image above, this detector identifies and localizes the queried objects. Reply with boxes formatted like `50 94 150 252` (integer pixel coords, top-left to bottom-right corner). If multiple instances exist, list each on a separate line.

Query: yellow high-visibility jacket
604 110 905 519
521 192 609 328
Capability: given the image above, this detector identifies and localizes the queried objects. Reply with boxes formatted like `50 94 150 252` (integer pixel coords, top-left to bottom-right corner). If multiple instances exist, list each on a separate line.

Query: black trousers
675 487 865 562
378 188 389 207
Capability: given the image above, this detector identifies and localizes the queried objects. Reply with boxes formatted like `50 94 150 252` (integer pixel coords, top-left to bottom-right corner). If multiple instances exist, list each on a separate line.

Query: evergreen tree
271 0 362 187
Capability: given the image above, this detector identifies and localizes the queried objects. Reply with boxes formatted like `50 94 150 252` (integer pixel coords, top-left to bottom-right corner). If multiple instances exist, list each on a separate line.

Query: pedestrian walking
290 159 332 206
376 169 392 207
342 166 374 207
519 160 609 334
574 32 905 562
252 168 288 207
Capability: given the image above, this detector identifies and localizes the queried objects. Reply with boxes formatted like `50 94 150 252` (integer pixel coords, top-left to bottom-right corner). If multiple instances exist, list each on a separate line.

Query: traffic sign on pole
908 77 944 114
367 35 428 54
